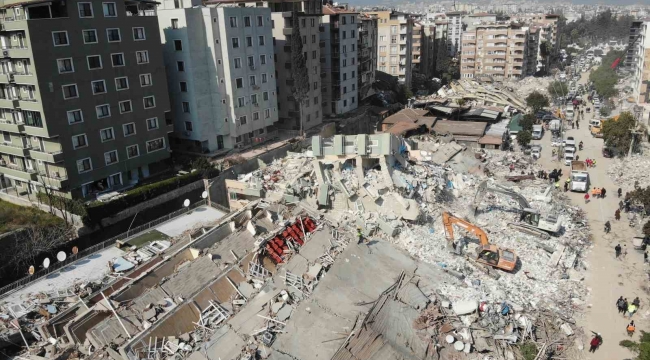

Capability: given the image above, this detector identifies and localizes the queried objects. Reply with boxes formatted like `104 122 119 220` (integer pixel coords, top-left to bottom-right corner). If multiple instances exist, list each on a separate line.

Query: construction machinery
442 212 518 272
471 180 561 239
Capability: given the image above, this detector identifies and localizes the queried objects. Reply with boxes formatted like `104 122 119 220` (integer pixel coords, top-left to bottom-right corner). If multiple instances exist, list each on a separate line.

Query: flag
610 58 621 69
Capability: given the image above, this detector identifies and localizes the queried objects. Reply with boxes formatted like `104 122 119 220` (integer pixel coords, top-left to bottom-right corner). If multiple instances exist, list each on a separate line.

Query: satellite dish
28 266 35 275
56 251 67 262
72 246 79 255
43 258 50 269
183 199 190 207
202 191 208 199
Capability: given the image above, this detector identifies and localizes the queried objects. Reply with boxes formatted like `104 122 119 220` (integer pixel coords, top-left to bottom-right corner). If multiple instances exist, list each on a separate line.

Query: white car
531 146 542 159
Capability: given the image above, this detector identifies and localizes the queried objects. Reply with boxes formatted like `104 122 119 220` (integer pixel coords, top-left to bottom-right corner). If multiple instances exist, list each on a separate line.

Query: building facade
366 10 413 87
0 0 172 199
321 5 358 116
157 1 278 153
446 11 463 56
358 13 377 101
628 20 650 105
460 23 529 81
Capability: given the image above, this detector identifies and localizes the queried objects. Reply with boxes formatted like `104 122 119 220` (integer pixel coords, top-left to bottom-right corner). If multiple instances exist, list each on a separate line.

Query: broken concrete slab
452 300 478 315
238 282 255 298
276 305 293 322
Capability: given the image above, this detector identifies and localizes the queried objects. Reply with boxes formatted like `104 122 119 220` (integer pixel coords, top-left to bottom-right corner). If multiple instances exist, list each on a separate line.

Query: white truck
570 161 589 192
532 125 544 140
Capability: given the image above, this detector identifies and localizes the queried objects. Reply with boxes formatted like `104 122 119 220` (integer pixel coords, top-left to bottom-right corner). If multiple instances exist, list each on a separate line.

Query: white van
565 108 575 120
564 152 575 166
532 125 544 140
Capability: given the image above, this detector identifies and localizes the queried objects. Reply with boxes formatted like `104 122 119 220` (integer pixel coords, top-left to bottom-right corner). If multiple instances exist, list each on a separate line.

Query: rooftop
432 120 488 137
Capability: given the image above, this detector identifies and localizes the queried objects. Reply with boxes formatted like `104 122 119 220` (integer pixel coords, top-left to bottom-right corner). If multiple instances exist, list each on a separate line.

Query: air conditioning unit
2 51 8 57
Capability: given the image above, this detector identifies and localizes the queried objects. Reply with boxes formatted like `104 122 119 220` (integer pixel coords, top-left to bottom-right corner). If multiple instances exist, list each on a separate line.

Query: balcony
37 172 68 190
283 27 292 36
0 16 27 31
1 46 30 59
319 24 324 32
0 142 30 156
0 119 24 133
0 71 32 84
0 162 37 181
332 52 340 59
29 148 64 163
319 40 325 48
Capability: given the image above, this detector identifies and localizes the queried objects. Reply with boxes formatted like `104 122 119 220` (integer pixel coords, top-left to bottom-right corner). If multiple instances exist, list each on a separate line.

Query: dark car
602 147 613 158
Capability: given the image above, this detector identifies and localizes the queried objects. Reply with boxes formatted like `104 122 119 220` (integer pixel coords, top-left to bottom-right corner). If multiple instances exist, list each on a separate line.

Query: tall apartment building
526 26 540 76
628 20 650 105
412 22 436 78
366 10 413 87
204 0 322 132
512 14 560 55
462 13 497 31
157 1 278 153
0 0 171 199
358 13 377 101
460 23 529 81
446 11 463 56
321 5 358 116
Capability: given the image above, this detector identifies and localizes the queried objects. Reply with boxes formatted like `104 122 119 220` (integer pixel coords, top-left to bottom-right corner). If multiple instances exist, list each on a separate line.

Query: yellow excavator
442 211 518 272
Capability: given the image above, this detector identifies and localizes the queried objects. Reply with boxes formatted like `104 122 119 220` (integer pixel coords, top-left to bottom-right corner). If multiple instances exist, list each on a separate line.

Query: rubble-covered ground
607 148 650 193
502 76 553 100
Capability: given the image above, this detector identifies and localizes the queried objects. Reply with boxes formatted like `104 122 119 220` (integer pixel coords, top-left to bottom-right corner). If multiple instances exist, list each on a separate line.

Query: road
532 71 646 358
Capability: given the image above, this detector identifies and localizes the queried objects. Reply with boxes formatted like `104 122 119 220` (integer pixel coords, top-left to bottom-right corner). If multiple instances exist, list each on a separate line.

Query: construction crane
442 211 518 272
470 180 561 239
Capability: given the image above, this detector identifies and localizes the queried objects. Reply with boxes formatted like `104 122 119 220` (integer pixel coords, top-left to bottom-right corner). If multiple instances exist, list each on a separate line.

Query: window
313 96 318 105
248 56 254 67
257 15 263 26
171 19 179 29
174 39 183 51
100 127 114 142
102 2 116 17
77 158 92 173
232 37 239 48
133 27 146 41
115 77 129 90
180 82 187 92
136 51 149 64
251 94 258 104
260 55 266 65
78 2 93 17
249 76 256 86
246 36 253 47
229 17 237 27
262 74 268 83
259 36 265 46
146 138 165 153
62 84 78 99
67 110 83 124
83 29 98 44
106 28 121 42
111 53 125 67
234 58 241 69
96 104 110 118
311 34 316 43
140 74 152 87
91 80 106 94
104 150 118 165
182 101 190 113
57 58 74 73
244 16 251 27
311 18 315 27
119 100 132 113
236 78 243 88
263 91 269 101
237 97 244 107
127 144 139 158
52 31 69 46
146 117 158 130
143 96 155 109
87 55 102 70
177 61 185 71
264 108 270 118
122 122 136 136
72 134 88 149
185 121 193 131
253 112 260 120
239 116 247 125
2 132 10 142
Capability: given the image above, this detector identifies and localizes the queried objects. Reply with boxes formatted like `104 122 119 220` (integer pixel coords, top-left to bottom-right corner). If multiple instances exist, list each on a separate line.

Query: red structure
265 217 318 264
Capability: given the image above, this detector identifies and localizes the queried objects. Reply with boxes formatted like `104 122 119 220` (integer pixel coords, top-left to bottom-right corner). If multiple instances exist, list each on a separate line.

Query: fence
0 199 209 297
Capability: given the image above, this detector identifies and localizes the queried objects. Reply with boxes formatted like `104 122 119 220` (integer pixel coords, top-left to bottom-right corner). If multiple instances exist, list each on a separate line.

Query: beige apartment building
358 13 377 101
0 0 172 199
628 20 650 105
460 23 529 81
412 22 436 79
511 13 560 55
365 10 413 87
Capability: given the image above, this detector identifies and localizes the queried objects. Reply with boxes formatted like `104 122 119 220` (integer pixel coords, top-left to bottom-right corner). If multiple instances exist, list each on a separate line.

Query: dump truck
442 212 518 272
570 161 589 192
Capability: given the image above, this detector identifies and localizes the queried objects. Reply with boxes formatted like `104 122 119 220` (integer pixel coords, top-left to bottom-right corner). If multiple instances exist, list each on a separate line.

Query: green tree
525 91 550 114
520 114 535 132
600 106 612 117
516 130 532 148
602 111 637 155
396 84 413 104
290 11 309 136
619 330 650 359
547 81 569 99
589 50 623 100
455 98 467 107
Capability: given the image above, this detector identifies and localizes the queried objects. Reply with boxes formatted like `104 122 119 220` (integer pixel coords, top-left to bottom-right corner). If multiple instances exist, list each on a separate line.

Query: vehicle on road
589 119 601 129
602 146 613 158
564 152 575 166
531 145 542 159
532 125 544 140
591 125 603 138
570 161 589 192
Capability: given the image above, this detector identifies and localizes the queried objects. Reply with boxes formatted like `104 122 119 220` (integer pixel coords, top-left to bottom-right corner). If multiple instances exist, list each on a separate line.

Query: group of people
547 169 563 183
616 296 641 319
585 158 597 167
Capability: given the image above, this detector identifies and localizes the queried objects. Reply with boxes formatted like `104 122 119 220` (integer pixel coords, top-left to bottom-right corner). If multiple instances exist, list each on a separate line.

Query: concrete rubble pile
501 76 553 99
607 153 650 193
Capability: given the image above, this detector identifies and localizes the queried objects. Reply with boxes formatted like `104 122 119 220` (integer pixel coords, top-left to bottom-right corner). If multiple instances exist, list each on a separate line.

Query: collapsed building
1 132 593 360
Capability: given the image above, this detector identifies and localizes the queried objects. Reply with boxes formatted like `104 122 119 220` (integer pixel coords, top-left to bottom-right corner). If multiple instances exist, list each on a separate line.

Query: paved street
532 71 646 358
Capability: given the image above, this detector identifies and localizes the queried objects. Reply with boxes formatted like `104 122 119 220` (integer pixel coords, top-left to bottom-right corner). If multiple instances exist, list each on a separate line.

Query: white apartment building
446 11 463 56
322 5 358 116
366 10 413 87
158 1 278 153
628 20 650 105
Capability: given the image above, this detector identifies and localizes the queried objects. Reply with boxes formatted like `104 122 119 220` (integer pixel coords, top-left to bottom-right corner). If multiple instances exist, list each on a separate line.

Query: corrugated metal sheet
433 120 487 137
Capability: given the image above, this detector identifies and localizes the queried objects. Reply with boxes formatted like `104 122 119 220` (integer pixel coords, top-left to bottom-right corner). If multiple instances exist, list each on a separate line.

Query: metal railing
0 199 209 297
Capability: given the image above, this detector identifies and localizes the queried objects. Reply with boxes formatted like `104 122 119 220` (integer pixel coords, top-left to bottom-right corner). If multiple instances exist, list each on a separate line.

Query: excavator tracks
507 223 551 240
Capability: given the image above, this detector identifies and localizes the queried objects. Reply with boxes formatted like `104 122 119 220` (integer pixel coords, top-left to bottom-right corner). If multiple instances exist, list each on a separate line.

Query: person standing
617 296 626 313
627 303 638 318
357 228 363 244
627 321 636 336
584 193 590 203
564 181 569 192
645 251 648 263
601 188 607 198
615 209 621 221
589 333 602 352
615 244 622 258
633 297 640 308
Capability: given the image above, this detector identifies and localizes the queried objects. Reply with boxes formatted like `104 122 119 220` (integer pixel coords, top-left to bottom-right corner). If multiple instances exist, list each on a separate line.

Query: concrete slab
296 229 334 262
228 279 284 336
157 207 226 237
202 326 246 360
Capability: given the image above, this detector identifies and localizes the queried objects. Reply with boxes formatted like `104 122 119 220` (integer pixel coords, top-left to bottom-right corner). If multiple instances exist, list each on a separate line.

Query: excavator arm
471 180 532 217
442 211 489 246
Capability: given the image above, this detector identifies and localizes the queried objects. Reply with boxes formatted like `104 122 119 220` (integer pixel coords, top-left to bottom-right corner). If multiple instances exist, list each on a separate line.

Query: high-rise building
460 23 529 81
628 20 650 105
358 13 377 101
0 0 172 199
445 11 463 56
157 1 278 153
322 5 358 116
365 10 413 87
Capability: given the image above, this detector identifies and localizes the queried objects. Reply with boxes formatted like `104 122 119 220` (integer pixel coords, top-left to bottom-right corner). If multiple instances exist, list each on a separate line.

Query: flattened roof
382 108 429 124
479 135 503 145
386 122 420 135
433 120 487 137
